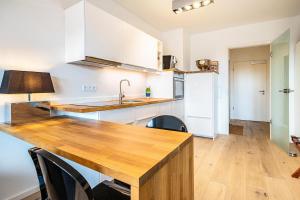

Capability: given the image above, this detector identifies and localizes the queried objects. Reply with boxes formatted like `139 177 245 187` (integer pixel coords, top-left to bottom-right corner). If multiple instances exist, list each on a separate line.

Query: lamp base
5 101 52 125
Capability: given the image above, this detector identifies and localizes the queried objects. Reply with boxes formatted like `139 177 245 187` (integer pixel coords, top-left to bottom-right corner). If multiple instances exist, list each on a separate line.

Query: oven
173 72 184 100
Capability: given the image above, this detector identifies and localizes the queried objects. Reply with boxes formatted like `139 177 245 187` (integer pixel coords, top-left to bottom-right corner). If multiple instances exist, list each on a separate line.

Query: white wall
146 71 173 99
0 0 160 199
183 30 191 69
295 42 300 137
161 28 190 70
190 15 300 134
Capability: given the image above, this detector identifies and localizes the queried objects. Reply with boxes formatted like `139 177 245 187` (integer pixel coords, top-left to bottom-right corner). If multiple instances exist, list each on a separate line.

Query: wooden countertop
51 98 174 113
0 117 192 187
163 68 219 74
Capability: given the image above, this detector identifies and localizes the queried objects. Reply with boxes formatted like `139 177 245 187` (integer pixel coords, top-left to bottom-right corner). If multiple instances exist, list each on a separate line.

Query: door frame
230 60 269 122
228 45 271 126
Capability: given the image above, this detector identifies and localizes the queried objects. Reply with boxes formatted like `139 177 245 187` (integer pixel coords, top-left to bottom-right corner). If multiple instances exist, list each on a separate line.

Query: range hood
69 56 121 68
69 56 160 73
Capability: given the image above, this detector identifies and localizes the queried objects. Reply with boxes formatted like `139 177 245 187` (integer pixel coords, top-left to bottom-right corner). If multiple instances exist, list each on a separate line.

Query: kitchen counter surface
163 68 219 74
51 98 174 113
0 116 192 188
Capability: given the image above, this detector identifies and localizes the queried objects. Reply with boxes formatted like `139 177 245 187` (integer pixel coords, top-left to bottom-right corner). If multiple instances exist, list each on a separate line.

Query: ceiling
112 0 300 33
61 0 300 33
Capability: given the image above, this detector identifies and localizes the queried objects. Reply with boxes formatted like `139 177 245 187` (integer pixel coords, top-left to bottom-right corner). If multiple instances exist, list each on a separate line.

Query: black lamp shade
0 70 55 94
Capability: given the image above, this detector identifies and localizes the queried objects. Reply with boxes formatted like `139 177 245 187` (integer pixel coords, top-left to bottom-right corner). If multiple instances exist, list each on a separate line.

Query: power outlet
82 85 97 92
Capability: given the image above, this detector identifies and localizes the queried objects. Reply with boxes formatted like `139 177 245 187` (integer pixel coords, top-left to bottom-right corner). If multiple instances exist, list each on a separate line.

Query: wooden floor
194 120 300 200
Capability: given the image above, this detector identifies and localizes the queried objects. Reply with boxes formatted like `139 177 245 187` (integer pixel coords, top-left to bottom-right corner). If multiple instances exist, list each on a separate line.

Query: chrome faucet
119 79 131 104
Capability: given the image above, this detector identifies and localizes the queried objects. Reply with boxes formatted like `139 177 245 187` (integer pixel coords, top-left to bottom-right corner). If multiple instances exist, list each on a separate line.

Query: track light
173 0 214 14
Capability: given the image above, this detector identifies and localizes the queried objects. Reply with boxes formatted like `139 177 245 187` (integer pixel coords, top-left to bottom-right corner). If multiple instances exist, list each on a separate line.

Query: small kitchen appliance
163 55 177 70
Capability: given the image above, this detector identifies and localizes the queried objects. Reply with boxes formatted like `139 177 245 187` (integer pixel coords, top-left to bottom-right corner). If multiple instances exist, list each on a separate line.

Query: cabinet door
85 2 158 69
185 73 213 118
158 102 173 116
99 108 136 124
172 100 185 121
53 111 99 120
186 117 213 138
135 104 159 121
134 117 155 127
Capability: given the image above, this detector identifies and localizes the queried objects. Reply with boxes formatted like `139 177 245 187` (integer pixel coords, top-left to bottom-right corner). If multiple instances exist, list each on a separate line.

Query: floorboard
194 120 300 200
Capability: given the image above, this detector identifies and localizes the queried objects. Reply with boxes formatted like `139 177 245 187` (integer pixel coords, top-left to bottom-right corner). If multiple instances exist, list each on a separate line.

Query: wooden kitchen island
0 117 194 200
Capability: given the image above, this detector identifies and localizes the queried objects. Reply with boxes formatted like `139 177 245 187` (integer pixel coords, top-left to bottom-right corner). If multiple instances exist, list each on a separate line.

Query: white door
231 61 268 121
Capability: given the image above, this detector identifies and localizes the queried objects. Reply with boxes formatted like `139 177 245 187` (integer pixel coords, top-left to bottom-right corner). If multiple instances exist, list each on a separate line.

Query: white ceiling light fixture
173 0 214 14
192 2 201 9
184 5 193 11
174 8 183 14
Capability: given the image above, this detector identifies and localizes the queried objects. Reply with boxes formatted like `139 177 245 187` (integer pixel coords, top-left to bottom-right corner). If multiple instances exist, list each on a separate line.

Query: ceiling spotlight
202 0 211 6
175 8 183 14
192 1 201 9
184 5 192 11
173 0 214 14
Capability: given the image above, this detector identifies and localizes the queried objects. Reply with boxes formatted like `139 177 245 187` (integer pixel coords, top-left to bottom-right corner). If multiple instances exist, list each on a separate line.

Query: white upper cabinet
65 0 159 70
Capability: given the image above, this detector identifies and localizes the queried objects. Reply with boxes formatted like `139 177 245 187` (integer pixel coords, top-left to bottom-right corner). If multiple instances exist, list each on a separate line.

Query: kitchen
1 0 300 200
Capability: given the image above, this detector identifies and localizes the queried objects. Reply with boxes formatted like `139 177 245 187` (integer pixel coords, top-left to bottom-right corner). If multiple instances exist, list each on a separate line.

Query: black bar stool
146 115 188 132
28 147 130 200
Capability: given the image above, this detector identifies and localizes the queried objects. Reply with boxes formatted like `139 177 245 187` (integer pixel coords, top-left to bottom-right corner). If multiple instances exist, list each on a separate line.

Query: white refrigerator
185 72 218 139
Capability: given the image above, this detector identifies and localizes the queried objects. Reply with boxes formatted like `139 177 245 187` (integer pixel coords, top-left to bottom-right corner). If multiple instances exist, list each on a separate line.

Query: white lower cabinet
134 104 159 127
185 72 218 139
99 107 136 124
158 102 173 116
97 102 176 126
172 100 185 121
185 117 213 138
52 111 100 120
135 104 159 121
133 101 184 127
92 101 182 127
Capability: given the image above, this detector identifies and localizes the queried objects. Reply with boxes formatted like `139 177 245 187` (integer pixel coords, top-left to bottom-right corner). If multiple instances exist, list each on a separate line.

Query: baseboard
6 186 39 200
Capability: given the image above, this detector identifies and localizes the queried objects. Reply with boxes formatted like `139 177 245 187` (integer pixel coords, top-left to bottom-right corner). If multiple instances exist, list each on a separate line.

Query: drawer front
186 116 213 138
158 102 173 116
99 108 135 124
135 104 159 121
172 100 185 120
54 111 99 120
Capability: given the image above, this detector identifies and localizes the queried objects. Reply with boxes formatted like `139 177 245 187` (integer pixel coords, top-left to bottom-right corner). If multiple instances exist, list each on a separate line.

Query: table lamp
0 70 55 124
0 70 55 101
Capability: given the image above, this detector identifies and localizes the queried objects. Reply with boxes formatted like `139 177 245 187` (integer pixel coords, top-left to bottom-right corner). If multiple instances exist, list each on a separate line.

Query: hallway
194 121 300 200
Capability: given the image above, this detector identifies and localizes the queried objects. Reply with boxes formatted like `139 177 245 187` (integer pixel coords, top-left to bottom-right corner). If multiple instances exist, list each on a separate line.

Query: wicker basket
196 59 210 71
196 59 219 73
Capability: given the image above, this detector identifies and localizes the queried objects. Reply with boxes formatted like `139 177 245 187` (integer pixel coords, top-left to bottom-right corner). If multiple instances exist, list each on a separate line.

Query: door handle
259 90 265 95
278 89 294 93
